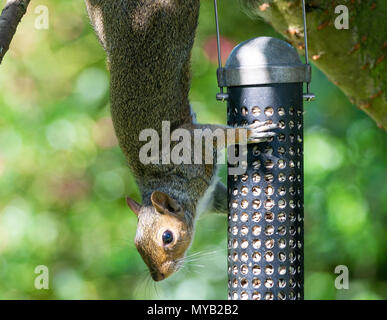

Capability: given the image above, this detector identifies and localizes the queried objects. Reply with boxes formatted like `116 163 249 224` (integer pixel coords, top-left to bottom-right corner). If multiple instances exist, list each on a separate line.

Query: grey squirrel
85 0 275 281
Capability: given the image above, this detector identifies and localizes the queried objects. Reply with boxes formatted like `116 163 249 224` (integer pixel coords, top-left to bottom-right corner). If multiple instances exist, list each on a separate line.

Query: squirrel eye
162 230 174 245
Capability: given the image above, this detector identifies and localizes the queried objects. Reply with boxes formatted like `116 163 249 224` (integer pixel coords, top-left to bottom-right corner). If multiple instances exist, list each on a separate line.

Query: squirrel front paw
245 121 277 144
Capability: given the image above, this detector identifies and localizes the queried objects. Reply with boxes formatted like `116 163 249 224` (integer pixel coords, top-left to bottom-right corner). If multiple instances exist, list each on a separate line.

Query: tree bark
0 0 31 64
241 0 387 129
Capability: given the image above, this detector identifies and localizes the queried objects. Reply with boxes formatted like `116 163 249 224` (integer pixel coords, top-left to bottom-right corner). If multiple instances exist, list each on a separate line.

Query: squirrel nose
151 271 165 281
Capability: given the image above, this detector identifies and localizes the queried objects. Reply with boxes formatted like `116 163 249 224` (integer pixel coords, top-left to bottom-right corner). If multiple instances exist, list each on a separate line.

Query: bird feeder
223 37 310 300
213 0 313 300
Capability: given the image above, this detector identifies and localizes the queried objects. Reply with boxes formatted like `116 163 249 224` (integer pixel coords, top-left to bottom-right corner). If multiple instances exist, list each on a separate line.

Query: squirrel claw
246 122 277 144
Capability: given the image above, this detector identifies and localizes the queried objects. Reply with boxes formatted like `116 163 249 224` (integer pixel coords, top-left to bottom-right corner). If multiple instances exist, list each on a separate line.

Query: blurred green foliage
0 0 386 300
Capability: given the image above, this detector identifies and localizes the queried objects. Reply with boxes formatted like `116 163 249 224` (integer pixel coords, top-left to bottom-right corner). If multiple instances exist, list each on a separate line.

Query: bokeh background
0 0 386 299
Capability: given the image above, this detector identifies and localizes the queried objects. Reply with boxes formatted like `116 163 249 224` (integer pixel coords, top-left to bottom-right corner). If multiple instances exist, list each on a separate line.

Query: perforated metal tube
225 38 306 300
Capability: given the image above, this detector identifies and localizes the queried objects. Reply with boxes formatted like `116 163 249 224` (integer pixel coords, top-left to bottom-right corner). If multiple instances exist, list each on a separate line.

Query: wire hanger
214 0 315 102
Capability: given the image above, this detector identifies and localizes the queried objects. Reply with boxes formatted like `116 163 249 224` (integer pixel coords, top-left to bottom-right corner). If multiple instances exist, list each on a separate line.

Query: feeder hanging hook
214 0 316 102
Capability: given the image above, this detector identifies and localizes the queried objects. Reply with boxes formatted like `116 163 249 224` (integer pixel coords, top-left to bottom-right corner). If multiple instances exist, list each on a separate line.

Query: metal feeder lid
218 37 311 87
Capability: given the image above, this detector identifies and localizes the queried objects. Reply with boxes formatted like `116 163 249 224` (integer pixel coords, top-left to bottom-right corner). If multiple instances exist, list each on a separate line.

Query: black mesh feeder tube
220 37 311 300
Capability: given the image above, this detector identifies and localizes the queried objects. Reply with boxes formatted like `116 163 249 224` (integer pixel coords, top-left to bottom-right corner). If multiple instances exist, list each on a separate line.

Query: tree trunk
241 0 387 130
0 0 30 64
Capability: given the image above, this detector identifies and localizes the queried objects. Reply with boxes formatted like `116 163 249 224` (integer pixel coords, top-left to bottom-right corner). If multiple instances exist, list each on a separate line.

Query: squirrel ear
126 197 142 216
151 191 181 214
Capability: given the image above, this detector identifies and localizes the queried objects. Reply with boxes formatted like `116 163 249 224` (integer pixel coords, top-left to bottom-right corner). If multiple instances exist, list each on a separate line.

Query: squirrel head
126 191 192 281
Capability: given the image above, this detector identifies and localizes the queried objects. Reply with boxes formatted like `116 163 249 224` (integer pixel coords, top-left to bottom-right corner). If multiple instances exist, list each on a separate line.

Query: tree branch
241 0 387 130
0 0 31 64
